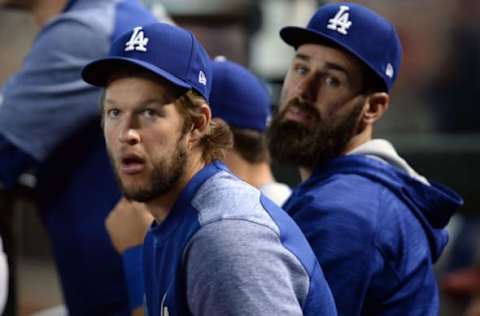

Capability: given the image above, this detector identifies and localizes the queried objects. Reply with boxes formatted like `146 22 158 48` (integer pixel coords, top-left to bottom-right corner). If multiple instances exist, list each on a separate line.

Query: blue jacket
0 0 157 314
144 161 337 316
284 153 463 316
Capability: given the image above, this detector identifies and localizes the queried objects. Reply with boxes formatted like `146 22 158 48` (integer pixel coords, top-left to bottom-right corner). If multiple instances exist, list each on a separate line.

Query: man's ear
362 92 389 125
189 103 211 145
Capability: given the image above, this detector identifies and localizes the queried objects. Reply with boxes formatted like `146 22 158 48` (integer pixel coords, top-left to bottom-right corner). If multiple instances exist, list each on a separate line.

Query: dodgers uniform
144 161 337 316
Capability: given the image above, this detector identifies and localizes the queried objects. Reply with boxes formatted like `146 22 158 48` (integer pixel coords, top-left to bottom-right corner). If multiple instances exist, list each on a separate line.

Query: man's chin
123 190 155 203
120 183 154 201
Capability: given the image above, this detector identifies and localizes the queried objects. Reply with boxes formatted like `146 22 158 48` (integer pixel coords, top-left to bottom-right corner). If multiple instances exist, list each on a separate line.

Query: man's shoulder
29 11 111 63
298 169 425 246
300 171 388 209
287 171 398 238
308 169 422 223
192 171 280 233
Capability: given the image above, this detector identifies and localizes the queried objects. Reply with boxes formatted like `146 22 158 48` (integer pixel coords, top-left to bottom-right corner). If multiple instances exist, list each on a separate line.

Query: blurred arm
106 198 153 312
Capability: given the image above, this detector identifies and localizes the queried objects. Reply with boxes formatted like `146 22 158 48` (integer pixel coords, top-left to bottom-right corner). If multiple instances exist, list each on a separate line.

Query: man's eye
142 109 157 118
106 108 120 118
294 64 309 75
325 76 341 87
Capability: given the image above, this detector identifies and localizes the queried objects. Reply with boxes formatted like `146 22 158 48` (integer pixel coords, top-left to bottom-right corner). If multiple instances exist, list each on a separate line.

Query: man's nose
118 117 141 145
296 74 321 104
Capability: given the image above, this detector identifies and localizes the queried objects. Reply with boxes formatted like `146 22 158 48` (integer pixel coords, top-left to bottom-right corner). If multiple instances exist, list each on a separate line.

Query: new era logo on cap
81 22 213 101
386 63 394 78
198 70 207 86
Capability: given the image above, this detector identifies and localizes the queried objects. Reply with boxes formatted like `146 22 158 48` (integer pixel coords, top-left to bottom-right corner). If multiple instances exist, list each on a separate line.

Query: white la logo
125 26 149 52
327 5 352 35
198 70 207 86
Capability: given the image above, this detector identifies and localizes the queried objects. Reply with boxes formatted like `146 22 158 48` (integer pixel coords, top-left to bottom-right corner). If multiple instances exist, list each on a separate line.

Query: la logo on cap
327 5 352 35
125 26 149 52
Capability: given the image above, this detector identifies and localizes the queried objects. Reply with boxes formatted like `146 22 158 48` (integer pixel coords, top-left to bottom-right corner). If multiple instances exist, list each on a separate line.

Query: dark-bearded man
268 2 463 315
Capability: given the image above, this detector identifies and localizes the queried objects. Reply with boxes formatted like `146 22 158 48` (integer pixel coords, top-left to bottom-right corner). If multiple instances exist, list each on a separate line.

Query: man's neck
299 167 312 182
224 150 275 189
299 130 373 182
342 128 372 156
32 0 68 27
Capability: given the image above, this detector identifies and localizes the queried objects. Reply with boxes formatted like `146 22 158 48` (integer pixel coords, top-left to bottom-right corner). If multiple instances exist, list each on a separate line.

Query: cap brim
280 26 388 92
280 26 338 49
81 57 192 90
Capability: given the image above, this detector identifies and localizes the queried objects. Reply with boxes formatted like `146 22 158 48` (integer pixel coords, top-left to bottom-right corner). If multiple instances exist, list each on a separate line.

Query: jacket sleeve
0 16 109 161
183 219 310 316
289 192 380 316
122 245 145 312
0 134 36 188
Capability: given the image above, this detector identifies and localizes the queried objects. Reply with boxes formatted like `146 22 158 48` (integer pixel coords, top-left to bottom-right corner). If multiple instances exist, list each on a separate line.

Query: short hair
361 63 386 94
176 90 233 164
230 127 269 164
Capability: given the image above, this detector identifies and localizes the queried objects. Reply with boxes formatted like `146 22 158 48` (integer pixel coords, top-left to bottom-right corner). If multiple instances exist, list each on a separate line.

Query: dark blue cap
82 22 212 101
280 2 402 92
210 58 271 131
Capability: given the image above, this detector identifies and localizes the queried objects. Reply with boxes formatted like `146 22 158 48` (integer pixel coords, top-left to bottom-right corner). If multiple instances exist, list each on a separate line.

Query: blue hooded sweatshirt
283 139 463 316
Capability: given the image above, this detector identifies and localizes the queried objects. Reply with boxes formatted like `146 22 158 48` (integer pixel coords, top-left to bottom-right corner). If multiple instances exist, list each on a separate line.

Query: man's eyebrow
294 53 349 76
294 53 310 62
102 98 115 109
324 62 349 76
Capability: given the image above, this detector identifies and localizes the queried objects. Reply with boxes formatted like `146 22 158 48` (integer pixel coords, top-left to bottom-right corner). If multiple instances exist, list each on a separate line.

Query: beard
112 137 188 203
267 97 364 169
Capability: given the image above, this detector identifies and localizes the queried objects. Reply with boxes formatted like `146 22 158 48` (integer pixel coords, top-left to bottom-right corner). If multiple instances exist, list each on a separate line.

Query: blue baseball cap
280 2 402 92
210 58 271 132
82 22 212 101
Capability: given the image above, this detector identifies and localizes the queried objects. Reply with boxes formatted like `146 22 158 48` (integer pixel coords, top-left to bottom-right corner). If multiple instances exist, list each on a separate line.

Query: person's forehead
104 76 179 106
106 72 182 96
295 43 364 75
106 75 162 90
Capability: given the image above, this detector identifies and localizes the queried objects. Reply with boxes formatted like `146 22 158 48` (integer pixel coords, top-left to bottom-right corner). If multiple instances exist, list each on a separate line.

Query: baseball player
268 2 464 315
0 0 158 314
103 58 293 313
83 22 337 316
210 58 291 206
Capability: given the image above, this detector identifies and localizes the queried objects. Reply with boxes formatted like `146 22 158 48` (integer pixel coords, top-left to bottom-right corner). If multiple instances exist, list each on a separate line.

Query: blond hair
176 90 233 163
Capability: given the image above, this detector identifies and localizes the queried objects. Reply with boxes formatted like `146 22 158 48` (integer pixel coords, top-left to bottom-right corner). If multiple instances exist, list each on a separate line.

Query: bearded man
268 2 464 315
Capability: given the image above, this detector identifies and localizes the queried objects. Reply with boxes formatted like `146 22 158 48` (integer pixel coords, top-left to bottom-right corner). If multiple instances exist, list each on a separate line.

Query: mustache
281 98 321 121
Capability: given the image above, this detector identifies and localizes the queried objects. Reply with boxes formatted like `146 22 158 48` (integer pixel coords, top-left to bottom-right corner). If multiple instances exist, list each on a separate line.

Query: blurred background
0 0 479 315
